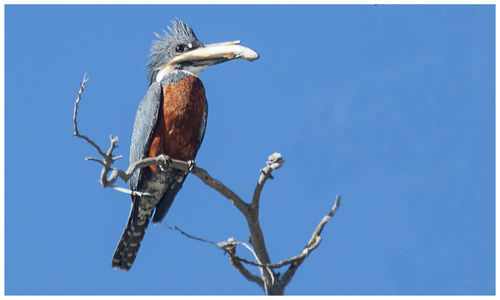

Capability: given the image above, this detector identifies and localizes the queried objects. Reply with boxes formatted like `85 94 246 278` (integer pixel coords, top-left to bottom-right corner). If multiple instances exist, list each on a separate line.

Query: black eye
175 44 187 53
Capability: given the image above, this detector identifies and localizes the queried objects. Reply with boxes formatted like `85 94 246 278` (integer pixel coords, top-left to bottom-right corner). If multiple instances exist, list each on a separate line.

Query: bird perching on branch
112 19 259 271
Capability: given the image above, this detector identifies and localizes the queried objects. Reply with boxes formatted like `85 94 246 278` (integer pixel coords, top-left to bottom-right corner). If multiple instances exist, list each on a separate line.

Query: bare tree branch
165 188 341 294
189 167 250 216
166 225 265 289
72 74 235 199
72 74 158 193
72 73 107 158
242 153 284 293
225 242 265 289
73 74 340 295
166 225 262 268
251 152 285 208
279 195 341 287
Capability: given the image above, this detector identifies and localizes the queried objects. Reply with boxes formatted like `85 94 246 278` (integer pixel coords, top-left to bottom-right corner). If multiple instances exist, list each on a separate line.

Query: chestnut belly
148 75 206 172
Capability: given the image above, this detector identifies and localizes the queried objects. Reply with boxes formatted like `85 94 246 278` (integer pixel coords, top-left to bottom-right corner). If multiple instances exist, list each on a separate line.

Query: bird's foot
187 160 196 173
158 154 172 172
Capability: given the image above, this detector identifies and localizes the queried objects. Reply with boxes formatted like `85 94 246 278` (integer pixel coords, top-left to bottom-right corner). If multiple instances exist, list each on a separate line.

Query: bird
112 19 259 271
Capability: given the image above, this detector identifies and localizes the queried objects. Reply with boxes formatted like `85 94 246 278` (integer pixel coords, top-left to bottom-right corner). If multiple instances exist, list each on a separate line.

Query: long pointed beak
167 40 259 67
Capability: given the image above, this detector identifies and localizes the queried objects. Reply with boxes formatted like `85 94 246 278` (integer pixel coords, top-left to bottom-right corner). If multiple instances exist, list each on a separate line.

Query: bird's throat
155 65 207 83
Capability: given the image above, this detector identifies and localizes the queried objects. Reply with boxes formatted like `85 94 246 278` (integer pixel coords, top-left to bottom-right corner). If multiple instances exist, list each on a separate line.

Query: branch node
85 157 104 165
266 152 285 170
217 237 237 250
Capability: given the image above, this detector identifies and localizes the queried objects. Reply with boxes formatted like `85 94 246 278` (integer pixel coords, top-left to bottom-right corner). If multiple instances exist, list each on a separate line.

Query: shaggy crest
146 19 201 85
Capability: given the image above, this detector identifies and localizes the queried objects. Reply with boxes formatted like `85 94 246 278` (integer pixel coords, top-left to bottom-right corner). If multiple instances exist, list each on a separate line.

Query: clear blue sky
5 4 495 295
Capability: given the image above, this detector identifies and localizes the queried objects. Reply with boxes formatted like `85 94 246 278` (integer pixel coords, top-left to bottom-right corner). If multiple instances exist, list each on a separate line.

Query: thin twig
279 195 341 287
72 73 107 158
166 225 262 267
166 225 220 247
108 185 152 197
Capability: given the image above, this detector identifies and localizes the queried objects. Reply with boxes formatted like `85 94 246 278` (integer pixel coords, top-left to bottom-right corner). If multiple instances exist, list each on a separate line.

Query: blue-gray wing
196 103 208 153
129 82 162 191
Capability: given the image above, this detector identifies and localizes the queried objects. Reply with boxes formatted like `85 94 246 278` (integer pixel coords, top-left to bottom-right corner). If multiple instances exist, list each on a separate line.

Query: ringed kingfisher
112 19 259 271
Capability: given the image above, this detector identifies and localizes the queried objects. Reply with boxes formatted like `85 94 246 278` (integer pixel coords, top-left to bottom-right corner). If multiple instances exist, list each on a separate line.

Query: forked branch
166 192 341 295
73 74 340 295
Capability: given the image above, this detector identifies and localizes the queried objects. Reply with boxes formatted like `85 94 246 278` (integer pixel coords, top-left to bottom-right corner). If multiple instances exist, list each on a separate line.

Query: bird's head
146 19 259 85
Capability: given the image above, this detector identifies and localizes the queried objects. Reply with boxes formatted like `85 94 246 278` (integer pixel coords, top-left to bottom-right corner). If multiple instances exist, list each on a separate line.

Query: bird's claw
187 160 196 173
158 154 172 172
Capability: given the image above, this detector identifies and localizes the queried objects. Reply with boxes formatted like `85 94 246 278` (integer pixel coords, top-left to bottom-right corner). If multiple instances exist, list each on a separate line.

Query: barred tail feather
112 201 152 271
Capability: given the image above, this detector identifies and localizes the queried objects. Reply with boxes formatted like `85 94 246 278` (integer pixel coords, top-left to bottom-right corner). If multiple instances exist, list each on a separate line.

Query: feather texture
113 70 207 271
